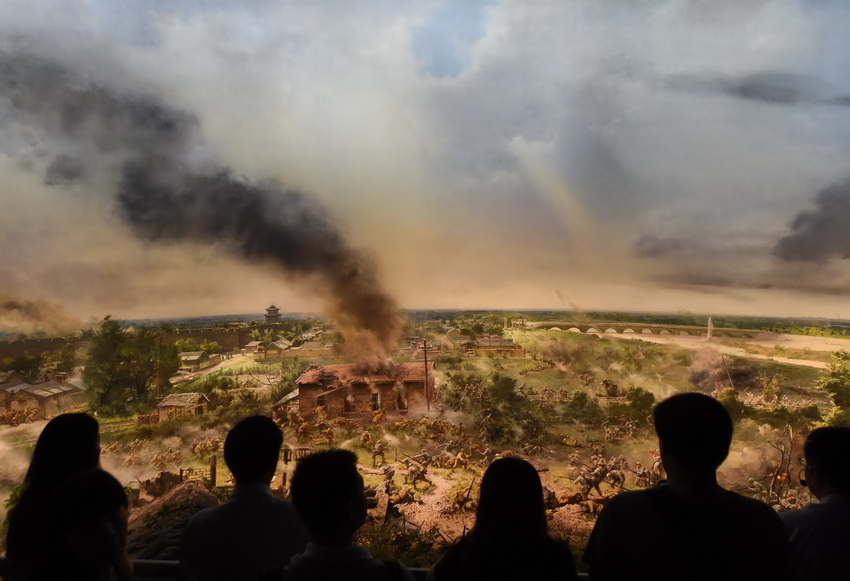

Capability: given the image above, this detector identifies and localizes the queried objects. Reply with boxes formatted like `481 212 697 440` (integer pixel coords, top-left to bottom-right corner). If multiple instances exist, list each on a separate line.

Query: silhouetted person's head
803 426 850 499
224 415 283 485
25 413 100 494
290 449 366 547
654 393 732 478
474 457 547 543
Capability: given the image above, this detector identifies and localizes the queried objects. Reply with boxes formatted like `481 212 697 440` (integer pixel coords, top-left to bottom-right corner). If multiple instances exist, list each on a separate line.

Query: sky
3 0 850 333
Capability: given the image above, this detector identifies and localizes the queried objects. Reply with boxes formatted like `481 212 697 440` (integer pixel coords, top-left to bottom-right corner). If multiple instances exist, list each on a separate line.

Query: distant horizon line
119 308 850 325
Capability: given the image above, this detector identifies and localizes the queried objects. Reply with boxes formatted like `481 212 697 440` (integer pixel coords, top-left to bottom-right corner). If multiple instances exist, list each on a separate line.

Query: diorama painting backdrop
2 1 850 332
4 3 850 566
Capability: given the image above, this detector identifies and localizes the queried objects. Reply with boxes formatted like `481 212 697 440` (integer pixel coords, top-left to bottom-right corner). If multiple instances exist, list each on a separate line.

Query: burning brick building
293 362 434 420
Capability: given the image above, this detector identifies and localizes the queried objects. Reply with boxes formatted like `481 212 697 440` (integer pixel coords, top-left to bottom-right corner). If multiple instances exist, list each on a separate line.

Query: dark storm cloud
0 47 403 358
633 235 690 259
44 155 85 186
775 178 850 263
664 71 850 107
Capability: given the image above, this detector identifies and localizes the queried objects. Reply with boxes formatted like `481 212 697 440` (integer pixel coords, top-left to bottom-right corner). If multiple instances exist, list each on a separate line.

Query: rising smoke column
0 49 404 361
774 178 850 263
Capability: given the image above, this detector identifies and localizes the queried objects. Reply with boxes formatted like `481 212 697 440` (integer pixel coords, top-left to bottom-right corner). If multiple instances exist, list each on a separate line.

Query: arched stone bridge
526 321 761 339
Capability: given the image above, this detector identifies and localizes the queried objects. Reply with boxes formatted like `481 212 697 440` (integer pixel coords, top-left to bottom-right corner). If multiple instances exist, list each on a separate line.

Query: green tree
174 338 201 352
818 350 850 426
0 354 44 382
199 340 222 354
715 387 745 422
50 343 78 373
625 386 656 416
83 317 180 415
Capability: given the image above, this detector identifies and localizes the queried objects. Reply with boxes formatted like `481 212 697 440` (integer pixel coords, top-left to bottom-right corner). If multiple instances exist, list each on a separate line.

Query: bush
357 523 447 568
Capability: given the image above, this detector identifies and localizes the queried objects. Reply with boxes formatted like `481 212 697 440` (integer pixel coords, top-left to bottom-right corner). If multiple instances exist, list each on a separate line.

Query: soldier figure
481 445 495 466
449 448 470 473
381 463 395 482
404 460 430 488
607 466 625 489
651 450 663 476
633 462 651 488
590 465 607 496
574 472 593 501
372 440 386 467
359 430 372 449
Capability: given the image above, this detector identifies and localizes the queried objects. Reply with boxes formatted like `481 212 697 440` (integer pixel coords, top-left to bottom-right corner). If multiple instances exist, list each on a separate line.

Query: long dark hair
472 457 548 543
7 414 102 580
23 413 100 495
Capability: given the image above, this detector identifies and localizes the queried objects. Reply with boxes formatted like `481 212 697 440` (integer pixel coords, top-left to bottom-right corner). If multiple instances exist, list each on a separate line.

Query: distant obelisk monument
706 316 714 341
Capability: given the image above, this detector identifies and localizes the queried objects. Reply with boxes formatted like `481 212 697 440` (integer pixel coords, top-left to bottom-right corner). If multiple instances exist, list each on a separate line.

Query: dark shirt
182 483 309 581
5 496 46 581
432 534 577 581
583 484 793 581
781 494 850 581
279 544 414 581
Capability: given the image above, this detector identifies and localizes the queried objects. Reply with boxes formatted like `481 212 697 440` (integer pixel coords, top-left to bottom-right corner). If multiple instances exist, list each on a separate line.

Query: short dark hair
224 416 282 483
654 392 733 471
805 426 850 493
290 449 362 543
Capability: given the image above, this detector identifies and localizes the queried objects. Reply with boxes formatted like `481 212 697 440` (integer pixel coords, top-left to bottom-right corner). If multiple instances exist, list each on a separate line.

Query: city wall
0 323 294 359
0 337 73 359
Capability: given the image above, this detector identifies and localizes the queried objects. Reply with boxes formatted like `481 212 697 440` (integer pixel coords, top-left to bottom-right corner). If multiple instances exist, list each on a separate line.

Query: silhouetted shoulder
434 535 576 581
781 495 850 581
182 484 308 581
585 486 791 581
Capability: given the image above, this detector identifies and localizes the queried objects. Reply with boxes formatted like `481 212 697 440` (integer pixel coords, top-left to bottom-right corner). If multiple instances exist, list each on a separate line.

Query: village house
179 351 220 372
0 370 29 409
292 362 434 420
0 370 27 388
254 339 293 361
243 340 263 354
288 339 333 358
272 389 301 416
156 392 211 422
6 381 86 419
473 335 524 357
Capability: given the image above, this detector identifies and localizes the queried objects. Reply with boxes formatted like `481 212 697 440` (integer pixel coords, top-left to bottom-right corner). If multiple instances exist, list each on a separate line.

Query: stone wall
0 337 73 359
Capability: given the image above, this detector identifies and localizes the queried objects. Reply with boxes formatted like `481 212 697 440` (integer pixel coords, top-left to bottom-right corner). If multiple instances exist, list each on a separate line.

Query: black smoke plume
0 294 83 335
0 49 403 361
774 179 850 263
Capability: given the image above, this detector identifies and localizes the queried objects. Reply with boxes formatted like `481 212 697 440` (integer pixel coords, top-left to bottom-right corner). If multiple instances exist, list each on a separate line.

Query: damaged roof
296 362 434 386
12 381 82 399
157 392 210 407
272 388 300 408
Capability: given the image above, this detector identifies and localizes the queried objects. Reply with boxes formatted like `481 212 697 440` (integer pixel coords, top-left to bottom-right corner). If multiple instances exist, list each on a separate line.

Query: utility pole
423 339 430 412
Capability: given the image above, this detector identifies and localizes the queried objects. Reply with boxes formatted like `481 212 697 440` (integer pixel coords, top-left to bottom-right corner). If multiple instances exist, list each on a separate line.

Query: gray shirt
182 483 309 581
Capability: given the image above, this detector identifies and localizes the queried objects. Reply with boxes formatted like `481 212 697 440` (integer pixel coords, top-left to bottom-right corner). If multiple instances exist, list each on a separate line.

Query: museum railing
0 558 593 580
